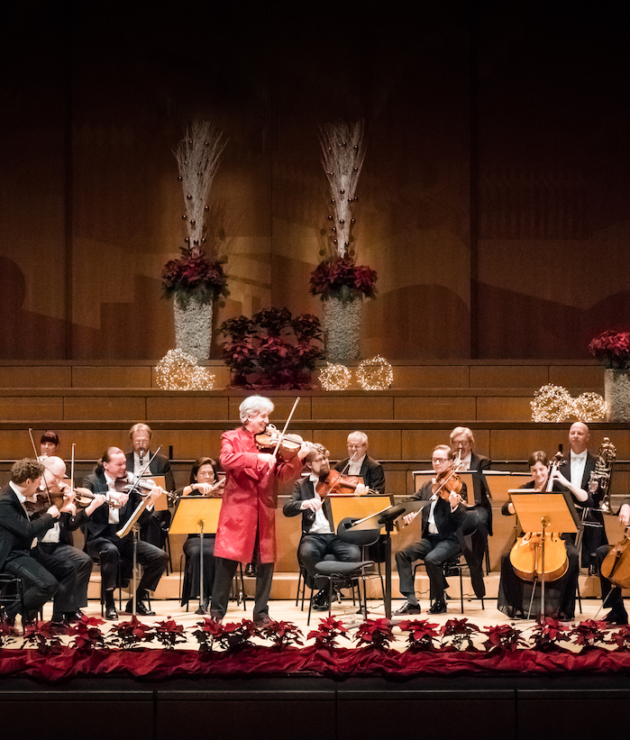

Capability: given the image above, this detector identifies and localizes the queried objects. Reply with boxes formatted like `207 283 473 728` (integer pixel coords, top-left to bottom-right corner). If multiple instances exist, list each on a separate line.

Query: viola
601 531 630 589
255 424 304 460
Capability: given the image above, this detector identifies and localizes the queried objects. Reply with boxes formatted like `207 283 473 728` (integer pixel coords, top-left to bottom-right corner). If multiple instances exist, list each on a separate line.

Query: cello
509 451 569 582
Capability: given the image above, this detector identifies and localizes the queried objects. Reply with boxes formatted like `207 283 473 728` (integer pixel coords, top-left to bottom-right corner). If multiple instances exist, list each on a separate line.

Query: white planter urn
322 295 363 363
604 368 630 422
173 296 213 360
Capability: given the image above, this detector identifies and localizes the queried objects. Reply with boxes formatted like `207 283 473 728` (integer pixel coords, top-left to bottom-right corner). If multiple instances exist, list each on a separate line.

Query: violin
509 451 569 583
432 468 464 501
315 469 377 498
255 424 304 460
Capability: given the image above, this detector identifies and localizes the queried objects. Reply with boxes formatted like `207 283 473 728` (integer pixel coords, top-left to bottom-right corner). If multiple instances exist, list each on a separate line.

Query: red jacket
215 426 303 563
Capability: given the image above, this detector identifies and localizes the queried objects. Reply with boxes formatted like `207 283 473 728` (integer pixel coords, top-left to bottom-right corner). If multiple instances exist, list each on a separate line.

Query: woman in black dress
180 457 224 610
497 450 580 620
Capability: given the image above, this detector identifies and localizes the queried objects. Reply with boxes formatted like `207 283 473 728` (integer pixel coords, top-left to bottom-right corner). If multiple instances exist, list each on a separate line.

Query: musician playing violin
210 395 312 626
36 456 106 623
497 450 580 620
595 498 630 625
395 445 467 615
83 447 168 620
283 444 360 612
334 432 385 495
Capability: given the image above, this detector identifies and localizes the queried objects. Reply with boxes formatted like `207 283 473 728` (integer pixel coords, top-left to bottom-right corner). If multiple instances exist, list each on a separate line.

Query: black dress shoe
428 600 447 614
105 605 118 621
245 563 257 578
394 601 421 615
313 597 330 611
125 600 156 616
64 610 85 623
254 614 272 627
603 609 629 625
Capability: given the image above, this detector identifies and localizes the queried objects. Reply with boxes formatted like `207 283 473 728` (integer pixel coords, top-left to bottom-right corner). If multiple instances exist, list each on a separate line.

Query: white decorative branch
174 120 227 257
319 119 366 259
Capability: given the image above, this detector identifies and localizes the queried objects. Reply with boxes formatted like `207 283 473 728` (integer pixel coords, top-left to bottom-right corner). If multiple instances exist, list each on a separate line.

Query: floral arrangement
309 257 377 303
220 308 324 389
163 120 230 308
162 248 229 308
310 119 378 305
589 330 630 369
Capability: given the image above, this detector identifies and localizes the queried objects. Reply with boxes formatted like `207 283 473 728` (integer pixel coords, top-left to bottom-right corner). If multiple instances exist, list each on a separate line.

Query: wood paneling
72 366 152 388
228 396 313 421
2 397 64 420
393 366 470 388
312 397 394 420
63 397 146 421
315 430 401 461
470 366 549 388
394 396 476 421
476 397 532 421
549 366 604 390
147 396 229 421
0 367 71 388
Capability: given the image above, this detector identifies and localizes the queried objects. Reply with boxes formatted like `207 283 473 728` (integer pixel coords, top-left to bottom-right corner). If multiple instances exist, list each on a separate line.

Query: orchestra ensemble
0 395 627 629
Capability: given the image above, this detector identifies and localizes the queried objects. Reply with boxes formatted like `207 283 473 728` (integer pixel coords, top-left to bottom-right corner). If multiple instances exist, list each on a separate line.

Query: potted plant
162 120 228 360
588 330 630 421
310 119 377 362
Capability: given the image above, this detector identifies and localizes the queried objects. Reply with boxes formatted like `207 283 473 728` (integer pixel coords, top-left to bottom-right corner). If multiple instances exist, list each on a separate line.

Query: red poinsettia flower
588 330 630 369
309 257 377 301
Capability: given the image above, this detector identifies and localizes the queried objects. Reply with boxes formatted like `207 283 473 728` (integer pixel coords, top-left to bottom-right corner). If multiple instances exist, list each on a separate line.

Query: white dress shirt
570 451 588 489
303 475 333 534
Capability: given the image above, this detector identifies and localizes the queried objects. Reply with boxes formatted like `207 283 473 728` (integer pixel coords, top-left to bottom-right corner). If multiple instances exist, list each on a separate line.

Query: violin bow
28 427 53 507
125 446 162 495
271 397 300 460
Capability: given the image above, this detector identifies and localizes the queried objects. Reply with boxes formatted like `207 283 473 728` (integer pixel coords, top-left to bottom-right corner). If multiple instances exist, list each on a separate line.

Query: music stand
170 498 222 614
116 495 154 617
349 500 430 620
509 491 580 618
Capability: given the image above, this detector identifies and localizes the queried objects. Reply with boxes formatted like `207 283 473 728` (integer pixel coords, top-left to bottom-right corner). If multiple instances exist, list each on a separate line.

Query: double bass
509 452 569 582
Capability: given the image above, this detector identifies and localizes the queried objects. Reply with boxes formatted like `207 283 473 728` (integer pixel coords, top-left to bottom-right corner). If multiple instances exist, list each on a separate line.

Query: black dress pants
396 534 460 605
298 534 360 590
86 536 167 594
3 549 74 620
211 556 273 621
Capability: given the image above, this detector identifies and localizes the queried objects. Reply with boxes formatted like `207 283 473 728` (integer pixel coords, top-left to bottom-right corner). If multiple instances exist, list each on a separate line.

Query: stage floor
41 595 618 650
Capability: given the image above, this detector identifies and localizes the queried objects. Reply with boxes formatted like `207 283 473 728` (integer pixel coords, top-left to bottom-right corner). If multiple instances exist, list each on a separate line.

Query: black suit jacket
470 452 491 472
283 476 334 535
410 480 466 541
334 455 385 494
83 471 151 541
466 452 493 534
0 485 56 571
125 451 175 493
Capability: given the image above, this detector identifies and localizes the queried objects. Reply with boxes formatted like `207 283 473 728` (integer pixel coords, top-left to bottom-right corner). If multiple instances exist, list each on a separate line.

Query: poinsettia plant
220 308 324 388
309 257 377 303
589 330 630 369
162 248 229 308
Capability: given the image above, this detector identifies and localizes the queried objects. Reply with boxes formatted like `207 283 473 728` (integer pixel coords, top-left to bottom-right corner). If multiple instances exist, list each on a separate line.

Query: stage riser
86 572 605 603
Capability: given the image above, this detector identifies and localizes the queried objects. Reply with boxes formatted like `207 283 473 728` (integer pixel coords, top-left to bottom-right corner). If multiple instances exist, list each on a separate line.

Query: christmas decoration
162 120 229 359
530 384 573 422
155 349 215 391
356 355 393 391
572 392 607 422
318 362 352 391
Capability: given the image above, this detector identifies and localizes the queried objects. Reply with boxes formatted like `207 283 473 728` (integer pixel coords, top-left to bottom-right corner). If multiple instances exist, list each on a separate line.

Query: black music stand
509 490 580 619
349 500 430 620
170 498 222 614
116 495 154 617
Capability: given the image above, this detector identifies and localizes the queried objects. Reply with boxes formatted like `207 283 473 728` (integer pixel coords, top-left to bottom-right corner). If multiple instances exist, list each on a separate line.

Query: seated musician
595 498 630 625
395 445 467 615
565 422 608 572
497 450 580 620
37 456 106 622
125 423 175 550
83 447 168 620
180 457 225 611
334 432 385 495
39 430 60 459
0 459 75 627
283 444 361 612
449 426 492 596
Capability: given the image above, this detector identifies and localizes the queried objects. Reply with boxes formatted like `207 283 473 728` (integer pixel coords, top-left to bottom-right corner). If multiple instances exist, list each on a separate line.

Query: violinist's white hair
239 395 274 424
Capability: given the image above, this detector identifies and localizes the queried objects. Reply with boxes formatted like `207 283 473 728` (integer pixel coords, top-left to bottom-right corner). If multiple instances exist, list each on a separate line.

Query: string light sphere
572 392 607 422
155 349 215 391
319 362 351 391
356 355 394 391
531 384 573 422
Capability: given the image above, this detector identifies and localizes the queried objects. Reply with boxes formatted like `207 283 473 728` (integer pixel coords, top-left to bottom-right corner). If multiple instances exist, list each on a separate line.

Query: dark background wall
1 1 629 361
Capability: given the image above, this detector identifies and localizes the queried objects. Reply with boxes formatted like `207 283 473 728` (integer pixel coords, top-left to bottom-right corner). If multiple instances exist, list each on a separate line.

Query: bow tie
572 453 587 461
